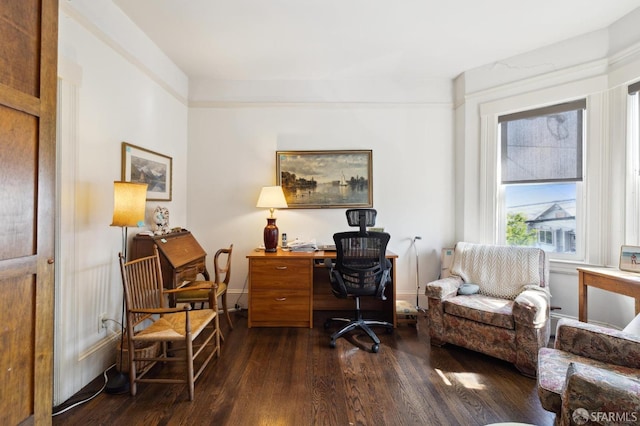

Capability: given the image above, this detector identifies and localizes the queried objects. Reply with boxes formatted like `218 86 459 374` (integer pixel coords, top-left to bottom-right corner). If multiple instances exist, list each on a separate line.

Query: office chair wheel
330 339 336 348
371 343 379 353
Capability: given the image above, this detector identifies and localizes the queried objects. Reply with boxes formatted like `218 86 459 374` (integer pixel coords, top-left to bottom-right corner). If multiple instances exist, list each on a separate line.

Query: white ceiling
113 0 640 81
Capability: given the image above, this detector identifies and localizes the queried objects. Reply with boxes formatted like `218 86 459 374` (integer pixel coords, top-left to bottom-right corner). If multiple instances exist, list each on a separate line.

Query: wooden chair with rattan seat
175 245 234 336
119 246 221 401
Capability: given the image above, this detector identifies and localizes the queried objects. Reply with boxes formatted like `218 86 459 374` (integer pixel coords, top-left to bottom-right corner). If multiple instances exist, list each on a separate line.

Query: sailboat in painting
339 171 348 186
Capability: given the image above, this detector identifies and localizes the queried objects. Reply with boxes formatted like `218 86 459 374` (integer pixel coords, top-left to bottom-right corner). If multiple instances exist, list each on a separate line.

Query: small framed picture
619 245 640 272
121 142 173 201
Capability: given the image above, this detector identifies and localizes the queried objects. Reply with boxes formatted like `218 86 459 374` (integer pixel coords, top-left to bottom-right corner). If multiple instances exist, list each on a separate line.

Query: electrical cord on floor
52 364 114 416
233 273 248 310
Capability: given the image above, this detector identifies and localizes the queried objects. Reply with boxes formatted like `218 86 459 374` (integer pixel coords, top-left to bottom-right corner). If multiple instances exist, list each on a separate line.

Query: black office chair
324 209 394 353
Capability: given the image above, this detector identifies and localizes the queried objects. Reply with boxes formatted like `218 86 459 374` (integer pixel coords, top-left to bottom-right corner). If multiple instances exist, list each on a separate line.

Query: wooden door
0 1 58 424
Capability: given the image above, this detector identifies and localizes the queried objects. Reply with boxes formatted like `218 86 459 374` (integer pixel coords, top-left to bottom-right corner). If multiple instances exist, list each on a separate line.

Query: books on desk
287 240 318 252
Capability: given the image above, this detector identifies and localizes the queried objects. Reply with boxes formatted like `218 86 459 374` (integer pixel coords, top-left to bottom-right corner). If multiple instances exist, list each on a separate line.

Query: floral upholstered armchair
537 317 640 426
426 242 550 377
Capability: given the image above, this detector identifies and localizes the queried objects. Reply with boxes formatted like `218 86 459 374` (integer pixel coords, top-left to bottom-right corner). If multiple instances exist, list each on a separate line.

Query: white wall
455 14 640 330
55 1 189 404
186 99 455 310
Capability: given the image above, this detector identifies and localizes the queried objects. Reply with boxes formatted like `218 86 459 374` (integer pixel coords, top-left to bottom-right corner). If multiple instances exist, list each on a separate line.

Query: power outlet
98 313 107 332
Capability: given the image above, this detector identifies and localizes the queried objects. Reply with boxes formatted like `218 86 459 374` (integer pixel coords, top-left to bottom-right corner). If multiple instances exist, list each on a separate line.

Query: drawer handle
275 266 288 270
275 297 287 301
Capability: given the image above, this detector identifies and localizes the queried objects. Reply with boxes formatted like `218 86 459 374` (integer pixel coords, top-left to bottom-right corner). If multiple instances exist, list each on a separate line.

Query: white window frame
496 101 586 260
627 86 640 244
479 78 607 264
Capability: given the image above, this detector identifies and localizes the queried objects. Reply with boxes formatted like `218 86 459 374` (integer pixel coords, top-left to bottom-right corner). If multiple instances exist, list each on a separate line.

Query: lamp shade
256 186 288 210
110 181 148 227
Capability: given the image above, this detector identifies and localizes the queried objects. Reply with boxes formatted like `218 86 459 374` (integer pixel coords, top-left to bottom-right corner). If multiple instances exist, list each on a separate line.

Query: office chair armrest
425 276 463 300
130 306 190 314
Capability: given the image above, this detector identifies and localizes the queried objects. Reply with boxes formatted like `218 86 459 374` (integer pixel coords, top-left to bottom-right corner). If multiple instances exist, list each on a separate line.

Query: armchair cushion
444 294 514 329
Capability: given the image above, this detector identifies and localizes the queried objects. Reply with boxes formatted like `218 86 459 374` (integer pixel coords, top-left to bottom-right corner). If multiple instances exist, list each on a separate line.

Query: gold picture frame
121 142 173 201
276 150 373 209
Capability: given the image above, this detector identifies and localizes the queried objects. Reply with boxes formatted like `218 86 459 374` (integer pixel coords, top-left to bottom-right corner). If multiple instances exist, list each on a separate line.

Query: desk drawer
250 288 311 325
250 258 310 289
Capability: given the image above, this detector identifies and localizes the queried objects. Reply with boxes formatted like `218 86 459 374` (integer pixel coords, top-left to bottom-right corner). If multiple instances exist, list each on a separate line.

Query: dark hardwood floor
52 310 554 426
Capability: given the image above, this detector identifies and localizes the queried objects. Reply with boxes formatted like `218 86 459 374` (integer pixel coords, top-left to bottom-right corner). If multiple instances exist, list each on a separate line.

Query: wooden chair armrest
164 282 218 295
130 306 190 314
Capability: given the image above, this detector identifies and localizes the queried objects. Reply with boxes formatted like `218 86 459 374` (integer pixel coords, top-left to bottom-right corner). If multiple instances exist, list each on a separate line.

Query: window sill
550 259 614 275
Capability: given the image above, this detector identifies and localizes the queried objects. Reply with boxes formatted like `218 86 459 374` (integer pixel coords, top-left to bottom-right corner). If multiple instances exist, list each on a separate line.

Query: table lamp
256 186 288 252
107 181 147 394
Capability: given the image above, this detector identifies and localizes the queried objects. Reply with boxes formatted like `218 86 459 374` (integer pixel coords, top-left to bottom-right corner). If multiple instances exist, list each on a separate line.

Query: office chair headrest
346 209 377 234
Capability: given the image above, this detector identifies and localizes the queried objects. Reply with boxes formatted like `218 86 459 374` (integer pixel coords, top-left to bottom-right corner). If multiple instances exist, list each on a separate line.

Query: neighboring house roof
507 199 576 224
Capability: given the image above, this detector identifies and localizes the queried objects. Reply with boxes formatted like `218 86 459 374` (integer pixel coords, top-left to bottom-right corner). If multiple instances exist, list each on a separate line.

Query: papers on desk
287 239 318 252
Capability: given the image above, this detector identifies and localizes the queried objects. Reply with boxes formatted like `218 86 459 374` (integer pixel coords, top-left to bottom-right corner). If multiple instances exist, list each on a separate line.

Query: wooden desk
247 249 398 328
577 266 640 322
131 230 209 306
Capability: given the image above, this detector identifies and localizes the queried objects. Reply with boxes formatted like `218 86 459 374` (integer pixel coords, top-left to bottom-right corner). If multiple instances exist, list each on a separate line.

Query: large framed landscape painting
121 142 173 201
276 150 373 208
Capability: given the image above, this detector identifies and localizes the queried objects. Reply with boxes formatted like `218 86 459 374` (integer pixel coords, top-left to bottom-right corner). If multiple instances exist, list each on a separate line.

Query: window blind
500 100 585 184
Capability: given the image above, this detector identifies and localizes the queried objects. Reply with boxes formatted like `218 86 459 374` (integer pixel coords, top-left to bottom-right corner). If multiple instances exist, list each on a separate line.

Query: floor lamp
106 181 147 394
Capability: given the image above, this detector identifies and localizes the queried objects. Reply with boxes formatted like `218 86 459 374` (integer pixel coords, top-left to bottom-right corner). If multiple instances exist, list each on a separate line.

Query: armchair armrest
555 318 640 368
513 287 550 327
561 362 640 424
425 276 462 300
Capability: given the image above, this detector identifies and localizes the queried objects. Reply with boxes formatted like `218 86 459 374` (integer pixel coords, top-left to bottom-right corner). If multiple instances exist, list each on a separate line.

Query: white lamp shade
256 186 288 209
111 181 148 227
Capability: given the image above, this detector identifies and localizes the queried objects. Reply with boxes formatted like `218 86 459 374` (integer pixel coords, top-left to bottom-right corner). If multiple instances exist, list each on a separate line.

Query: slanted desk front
247 248 398 328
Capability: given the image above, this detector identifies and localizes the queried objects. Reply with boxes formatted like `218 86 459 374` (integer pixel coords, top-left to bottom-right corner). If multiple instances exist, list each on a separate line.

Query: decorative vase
263 218 278 252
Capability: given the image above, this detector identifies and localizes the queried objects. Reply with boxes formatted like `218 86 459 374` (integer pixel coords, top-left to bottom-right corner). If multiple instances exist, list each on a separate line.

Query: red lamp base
263 218 279 252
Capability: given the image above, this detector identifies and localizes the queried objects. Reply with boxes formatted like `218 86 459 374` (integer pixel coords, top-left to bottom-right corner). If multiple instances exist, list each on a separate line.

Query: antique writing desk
131 230 209 306
246 248 398 328
577 266 640 322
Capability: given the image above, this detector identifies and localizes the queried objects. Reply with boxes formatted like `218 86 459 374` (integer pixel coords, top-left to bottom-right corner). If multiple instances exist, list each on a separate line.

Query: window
538 229 552 245
499 100 585 254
